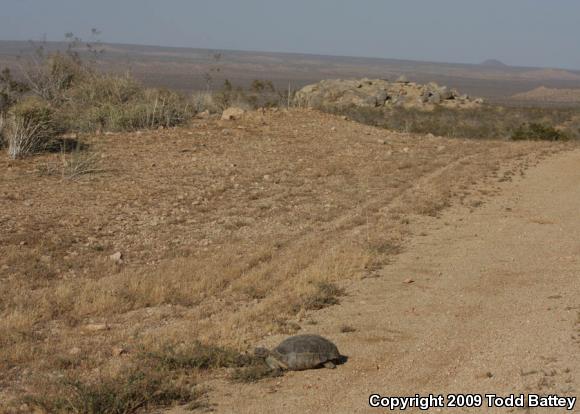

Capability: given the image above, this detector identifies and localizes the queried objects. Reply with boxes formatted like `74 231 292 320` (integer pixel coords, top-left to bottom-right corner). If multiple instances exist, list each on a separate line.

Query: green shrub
5 97 61 159
511 123 568 141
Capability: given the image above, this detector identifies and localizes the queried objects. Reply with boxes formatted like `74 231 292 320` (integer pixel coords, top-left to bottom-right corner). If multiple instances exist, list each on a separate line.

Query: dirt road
206 148 580 413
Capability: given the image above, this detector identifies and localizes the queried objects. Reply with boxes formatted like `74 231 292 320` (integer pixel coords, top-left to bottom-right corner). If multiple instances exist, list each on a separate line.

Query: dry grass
0 109 568 409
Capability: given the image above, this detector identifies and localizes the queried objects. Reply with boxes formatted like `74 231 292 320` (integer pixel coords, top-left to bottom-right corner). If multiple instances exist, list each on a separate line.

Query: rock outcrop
295 78 483 110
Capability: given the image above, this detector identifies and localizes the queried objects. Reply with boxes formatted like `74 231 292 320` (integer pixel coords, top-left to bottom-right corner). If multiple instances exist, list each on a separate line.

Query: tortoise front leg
323 361 336 369
265 356 288 371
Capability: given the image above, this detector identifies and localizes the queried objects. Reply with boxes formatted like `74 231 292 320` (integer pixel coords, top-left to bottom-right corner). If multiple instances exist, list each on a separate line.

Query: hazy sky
1 0 579 69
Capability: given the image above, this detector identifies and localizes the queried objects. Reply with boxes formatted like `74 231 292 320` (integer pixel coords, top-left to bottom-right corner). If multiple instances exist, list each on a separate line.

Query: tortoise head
254 347 270 359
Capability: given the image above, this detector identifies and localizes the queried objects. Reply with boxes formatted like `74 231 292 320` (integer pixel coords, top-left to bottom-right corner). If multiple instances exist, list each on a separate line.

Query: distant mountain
2 40 580 101
480 59 509 68
512 86 580 103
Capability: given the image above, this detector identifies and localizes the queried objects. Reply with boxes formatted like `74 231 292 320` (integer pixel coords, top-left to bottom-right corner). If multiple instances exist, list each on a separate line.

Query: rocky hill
295 78 483 110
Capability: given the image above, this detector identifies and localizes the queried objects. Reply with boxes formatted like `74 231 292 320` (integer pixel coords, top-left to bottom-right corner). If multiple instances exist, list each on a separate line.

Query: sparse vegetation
300 282 346 311
142 341 248 371
511 123 568 141
38 144 104 180
0 107 563 410
325 104 580 141
231 360 282 383
1 36 193 159
340 325 357 333
24 365 200 414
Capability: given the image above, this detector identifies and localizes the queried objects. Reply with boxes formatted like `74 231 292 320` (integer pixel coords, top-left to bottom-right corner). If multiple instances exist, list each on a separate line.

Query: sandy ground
201 149 580 413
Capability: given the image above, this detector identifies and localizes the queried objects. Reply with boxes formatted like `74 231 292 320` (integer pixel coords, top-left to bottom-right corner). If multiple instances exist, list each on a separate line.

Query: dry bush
5 97 59 159
21 51 88 104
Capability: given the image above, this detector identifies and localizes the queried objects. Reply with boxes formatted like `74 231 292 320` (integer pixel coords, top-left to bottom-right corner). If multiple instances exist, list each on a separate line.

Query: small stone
221 107 245 121
402 147 410 153
377 139 387 145
110 252 123 262
330 127 337 132
69 347 82 355
196 110 210 119
112 346 128 357
404 278 415 284
84 323 109 332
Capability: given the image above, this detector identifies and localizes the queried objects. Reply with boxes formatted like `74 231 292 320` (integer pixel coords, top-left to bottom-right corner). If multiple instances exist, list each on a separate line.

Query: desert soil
0 109 577 412
202 148 580 413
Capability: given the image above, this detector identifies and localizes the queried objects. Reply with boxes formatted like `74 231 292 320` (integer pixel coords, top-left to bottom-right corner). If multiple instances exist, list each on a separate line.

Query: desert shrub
9 43 192 141
68 73 142 107
0 67 29 114
511 123 568 141
5 97 60 159
22 52 88 103
58 75 191 132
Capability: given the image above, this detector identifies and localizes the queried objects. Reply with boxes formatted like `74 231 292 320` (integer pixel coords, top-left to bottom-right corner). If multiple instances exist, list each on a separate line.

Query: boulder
428 92 442 104
294 78 481 110
396 75 409 84
221 107 246 121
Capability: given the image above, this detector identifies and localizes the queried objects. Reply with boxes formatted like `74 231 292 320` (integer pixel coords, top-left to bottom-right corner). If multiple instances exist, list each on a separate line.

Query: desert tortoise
255 334 342 371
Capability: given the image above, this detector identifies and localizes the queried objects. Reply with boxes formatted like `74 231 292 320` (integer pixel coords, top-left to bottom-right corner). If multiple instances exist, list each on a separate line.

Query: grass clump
142 341 249 371
38 145 105 180
24 365 200 414
230 360 282 383
300 282 346 311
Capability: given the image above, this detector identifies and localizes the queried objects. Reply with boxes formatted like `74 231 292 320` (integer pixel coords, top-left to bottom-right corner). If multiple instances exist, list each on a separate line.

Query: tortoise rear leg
323 361 336 369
